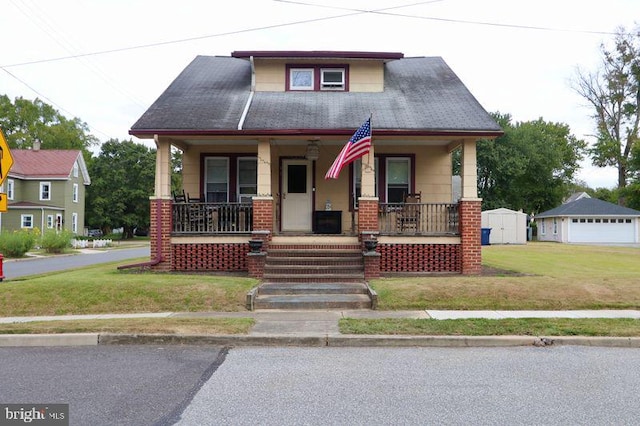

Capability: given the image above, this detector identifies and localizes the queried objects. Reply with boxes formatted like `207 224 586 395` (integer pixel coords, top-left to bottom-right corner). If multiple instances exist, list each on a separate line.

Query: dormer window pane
289 68 314 90
321 68 345 90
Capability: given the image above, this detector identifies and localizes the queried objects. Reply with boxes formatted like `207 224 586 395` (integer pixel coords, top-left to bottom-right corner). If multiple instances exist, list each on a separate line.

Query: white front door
281 159 312 231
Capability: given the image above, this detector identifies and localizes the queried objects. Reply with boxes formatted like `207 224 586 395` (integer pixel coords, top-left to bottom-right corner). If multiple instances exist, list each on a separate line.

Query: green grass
339 318 640 337
0 317 254 335
370 242 640 310
1 259 258 316
2 242 640 336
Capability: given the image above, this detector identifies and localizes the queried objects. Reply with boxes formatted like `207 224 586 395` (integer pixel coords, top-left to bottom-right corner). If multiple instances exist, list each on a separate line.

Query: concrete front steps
247 237 376 310
249 282 375 310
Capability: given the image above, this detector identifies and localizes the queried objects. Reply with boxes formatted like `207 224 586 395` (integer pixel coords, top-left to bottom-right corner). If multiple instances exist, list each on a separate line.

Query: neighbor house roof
130 53 503 138
9 149 91 184
535 198 640 218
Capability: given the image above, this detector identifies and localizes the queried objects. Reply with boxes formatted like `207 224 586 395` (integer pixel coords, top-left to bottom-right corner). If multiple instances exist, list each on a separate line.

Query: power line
276 0 619 35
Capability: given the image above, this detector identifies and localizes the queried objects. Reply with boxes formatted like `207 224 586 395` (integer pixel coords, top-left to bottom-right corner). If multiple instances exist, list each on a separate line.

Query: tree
0 95 98 156
477 113 586 215
86 139 155 238
573 26 640 194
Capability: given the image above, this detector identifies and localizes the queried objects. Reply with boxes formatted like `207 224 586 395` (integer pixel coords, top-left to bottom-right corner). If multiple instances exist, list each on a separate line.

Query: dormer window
320 68 345 90
289 68 314 90
287 64 348 91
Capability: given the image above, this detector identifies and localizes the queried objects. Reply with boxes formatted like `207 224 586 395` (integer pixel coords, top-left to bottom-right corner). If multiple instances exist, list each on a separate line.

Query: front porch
149 133 482 276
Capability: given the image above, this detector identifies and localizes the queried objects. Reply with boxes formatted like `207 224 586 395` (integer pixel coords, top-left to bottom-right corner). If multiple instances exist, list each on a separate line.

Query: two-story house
2 141 91 235
130 50 502 282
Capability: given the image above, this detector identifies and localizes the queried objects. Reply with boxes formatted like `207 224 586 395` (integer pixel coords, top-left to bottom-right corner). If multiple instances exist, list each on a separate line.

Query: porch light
305 141 320 161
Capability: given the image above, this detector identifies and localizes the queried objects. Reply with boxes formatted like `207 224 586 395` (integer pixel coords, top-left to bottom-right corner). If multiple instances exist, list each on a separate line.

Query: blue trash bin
481 228 491 245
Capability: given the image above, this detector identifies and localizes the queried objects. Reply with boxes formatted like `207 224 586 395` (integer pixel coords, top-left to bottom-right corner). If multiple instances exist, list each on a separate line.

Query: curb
2 333 640 348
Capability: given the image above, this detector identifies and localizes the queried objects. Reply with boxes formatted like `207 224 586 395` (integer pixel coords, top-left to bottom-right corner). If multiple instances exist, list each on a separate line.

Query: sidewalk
2 310 640 348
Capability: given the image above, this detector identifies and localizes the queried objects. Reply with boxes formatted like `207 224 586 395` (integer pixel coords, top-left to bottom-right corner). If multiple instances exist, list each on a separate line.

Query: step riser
254 300 372 310
264 268 364 275
263 275 364 283
266 258 362 264
259 286 369 295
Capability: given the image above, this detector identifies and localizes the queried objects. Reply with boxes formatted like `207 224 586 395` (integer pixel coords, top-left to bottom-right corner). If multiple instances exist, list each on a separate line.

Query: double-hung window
237 157 257 202
204 156 258 203
6 179 14 200
352 156 412 208
205 158 229 202
40 182 51 201
386 157 411 203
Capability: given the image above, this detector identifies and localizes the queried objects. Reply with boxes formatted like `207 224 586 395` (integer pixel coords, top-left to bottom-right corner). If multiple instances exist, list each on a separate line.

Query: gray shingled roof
130 54 502 134
536 198 640 218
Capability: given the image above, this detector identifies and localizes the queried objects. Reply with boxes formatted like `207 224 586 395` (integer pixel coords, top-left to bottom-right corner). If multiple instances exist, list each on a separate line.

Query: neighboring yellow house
130 50 502 279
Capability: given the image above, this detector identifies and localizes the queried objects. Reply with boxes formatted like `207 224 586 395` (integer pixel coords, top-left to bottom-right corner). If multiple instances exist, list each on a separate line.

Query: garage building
534 198 640 244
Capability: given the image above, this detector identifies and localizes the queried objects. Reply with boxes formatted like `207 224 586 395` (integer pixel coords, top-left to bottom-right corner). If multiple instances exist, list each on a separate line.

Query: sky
1 0 638 189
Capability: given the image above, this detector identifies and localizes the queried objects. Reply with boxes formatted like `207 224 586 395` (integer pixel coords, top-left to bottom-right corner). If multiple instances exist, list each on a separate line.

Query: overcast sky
1 0 638 188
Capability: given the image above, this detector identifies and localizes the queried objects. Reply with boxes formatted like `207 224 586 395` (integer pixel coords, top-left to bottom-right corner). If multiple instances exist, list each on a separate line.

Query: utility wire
276 0 619 35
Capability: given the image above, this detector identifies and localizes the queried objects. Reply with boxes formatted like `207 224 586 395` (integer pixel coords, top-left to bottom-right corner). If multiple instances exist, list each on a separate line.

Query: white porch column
257 138 272 196
154 135 172 199
460 138 478 199
360 144 376 197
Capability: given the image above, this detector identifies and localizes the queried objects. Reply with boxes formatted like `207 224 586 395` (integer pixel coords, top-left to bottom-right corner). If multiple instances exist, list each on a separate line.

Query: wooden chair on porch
396 192 422 232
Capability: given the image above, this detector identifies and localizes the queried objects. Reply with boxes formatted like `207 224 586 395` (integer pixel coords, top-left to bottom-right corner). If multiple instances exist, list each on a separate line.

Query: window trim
73 161 79 178
40 181 51 201
47 214 54 229
286 64 349 92
73 183 79 203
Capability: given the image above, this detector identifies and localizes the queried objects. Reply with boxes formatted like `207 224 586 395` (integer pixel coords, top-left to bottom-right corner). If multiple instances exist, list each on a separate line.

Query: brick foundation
379 243 461 273
459 199 482 275
172 243 249 271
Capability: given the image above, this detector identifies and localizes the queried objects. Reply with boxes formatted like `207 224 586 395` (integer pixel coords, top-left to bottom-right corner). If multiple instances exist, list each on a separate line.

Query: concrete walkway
2 310 640 348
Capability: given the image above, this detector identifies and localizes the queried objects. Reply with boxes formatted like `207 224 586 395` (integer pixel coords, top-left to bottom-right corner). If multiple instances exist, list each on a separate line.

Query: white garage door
569 218 635 243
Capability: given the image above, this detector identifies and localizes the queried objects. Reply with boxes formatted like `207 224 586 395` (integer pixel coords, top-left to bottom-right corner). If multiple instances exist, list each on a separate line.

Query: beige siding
253 59 384 92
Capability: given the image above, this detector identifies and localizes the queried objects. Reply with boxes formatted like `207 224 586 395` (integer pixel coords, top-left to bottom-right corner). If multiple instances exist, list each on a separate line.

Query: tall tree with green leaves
86 139 155 238
573 25 640 194
0 95 98 156
477 113 586 215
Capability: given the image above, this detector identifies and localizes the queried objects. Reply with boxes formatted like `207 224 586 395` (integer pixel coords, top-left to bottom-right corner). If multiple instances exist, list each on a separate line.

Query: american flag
324 118 372 179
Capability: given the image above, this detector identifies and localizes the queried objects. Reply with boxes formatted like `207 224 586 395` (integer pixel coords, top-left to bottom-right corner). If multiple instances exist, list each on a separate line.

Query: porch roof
130 54 502 138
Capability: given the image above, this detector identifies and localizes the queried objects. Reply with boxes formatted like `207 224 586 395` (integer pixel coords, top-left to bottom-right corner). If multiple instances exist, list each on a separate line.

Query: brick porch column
150 197 172 271
248 196 273 277
459 198 482 275
358 197 380 278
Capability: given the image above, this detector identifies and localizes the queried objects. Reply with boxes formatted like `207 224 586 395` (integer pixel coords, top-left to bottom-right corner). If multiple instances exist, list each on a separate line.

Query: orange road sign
0 129 14 186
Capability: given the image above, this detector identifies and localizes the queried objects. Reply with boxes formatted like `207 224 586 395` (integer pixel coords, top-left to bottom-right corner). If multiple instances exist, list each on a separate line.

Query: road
2 246 150 280
2 346 640 425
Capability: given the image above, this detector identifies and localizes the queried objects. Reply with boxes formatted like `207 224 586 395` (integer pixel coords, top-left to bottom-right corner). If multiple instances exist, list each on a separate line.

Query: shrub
40 230 73 254
0 229 39 258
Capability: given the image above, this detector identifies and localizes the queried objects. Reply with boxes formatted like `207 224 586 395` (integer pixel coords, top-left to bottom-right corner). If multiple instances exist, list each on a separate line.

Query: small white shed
481 208 528 244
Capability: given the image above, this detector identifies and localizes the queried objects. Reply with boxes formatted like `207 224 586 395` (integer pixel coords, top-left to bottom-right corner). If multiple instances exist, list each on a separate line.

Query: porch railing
172 202 253 234
378 202 459 235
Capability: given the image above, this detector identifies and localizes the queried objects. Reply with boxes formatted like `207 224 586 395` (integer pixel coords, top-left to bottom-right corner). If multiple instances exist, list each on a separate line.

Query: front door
281 159 312 232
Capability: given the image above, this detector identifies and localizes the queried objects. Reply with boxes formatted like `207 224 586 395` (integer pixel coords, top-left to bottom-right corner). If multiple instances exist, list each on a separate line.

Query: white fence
71 239 113 249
